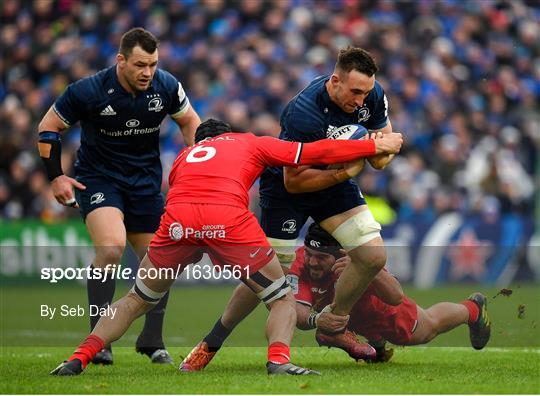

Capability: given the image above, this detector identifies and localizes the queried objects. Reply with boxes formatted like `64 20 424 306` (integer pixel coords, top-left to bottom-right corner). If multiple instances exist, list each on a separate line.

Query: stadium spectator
36 27 201 365
1 0 537 223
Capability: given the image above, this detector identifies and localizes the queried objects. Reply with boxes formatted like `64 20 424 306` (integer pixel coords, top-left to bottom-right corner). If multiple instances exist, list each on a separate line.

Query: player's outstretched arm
37 106 86 207
283 133 403 193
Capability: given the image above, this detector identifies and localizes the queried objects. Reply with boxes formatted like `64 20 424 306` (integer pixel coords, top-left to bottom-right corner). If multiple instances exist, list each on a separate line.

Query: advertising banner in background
1 214 537 286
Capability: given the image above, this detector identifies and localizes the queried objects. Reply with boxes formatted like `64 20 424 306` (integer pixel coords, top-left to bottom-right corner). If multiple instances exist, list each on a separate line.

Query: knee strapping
130 276 167 305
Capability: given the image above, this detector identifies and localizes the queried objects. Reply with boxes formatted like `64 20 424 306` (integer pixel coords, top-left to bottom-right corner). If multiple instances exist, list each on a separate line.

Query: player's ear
116 53 126 66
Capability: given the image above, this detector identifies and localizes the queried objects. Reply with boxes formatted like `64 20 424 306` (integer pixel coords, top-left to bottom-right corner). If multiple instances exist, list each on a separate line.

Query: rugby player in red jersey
50 119 403 376
289 223 491 361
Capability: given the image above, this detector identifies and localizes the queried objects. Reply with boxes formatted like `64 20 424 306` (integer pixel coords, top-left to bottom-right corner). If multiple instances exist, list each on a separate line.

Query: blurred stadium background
1 0 539 352
2 0 538 283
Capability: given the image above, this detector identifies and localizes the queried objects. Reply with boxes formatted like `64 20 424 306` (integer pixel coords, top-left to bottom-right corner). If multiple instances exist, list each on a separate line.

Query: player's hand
316 311 350 333
51 175 86 208
373 132 403 154
331 249 350 277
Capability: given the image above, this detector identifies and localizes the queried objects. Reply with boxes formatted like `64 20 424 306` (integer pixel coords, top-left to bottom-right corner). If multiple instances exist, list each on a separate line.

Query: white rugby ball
328 124 369 140
327 124 369 172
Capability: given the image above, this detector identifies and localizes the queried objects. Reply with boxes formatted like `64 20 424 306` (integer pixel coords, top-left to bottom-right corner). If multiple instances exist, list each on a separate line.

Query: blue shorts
74 176 164 234
259 183 366 240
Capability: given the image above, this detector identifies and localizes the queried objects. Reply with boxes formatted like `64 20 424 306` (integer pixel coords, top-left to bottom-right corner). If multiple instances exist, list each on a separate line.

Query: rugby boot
316 329 377 361
50 359 84 376
266 361 321 375
468 292 491 350
179 341 216 372
91 347 113 365
367 340 394 363
149 349 173 364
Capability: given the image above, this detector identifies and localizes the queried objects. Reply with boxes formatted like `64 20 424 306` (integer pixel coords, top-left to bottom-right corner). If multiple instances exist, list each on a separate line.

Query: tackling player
37 28 201 364
50 118 403 376
291 223 491 360
182 46 401 370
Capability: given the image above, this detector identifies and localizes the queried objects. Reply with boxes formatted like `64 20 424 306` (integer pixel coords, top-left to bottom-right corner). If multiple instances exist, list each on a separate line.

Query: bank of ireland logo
90 192 105 205
148 97 164 112
281 219 297 234
126 119 140 127
357 106 370 122
169 222 184 241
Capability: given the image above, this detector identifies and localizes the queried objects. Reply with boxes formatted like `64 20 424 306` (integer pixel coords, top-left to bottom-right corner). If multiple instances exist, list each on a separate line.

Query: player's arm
367 120 396 170
370 268 404 306
171 104 200 146
37 106 86 207
283 133 402 193
169 76 201 146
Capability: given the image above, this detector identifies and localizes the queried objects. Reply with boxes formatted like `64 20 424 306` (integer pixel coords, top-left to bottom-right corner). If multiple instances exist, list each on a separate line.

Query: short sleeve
53 81 88 126
365 81 389 130
281 96 326 143
169 78 191 118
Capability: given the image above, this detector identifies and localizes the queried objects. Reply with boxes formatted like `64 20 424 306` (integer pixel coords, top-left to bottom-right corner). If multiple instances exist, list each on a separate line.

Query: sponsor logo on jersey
169 222 225 241
148 97 164 112
99 105 116 116
126 119 140 127
357 106 370 122
311 287 327 294
90 192 105 205
281 219 297 234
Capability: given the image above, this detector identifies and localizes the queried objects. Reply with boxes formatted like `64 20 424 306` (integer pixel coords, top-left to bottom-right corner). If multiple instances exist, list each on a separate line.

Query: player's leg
409 293 490 348
180 206 305 371
319 205 385 316
125 193 172 363
242 255 319 375
84 206 127 364
50 254 176 376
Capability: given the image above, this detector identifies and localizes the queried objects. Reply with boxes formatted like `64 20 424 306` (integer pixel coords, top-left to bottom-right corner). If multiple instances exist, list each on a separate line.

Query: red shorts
148 203 275 277
349 296 418 345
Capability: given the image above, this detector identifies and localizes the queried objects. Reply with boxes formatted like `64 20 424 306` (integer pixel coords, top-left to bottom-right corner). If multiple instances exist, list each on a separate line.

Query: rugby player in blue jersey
37 28 201 365
181 47 404 371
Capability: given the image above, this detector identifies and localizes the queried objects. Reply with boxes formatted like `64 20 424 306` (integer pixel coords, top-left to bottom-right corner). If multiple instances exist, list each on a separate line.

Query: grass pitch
1 283 539 393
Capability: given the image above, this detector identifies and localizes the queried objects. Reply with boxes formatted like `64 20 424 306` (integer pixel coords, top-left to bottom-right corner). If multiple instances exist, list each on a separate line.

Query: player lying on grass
290 223 491 361
50 119 403 376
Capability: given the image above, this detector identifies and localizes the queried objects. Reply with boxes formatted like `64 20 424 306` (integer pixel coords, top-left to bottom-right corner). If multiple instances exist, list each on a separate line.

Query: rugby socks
461 300 480 324
203 317 233 352
87 265 115 350
68 334 105 369
136 290 170 355
268 342 290 365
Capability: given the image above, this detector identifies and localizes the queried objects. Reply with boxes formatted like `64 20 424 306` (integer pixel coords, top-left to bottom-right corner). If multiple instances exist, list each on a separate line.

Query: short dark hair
335 46 378 77
195 119 232 143
119 28 158 58
304 223 343 258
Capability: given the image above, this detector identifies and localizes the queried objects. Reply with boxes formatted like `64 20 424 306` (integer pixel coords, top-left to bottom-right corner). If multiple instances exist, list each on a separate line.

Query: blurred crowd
1 0 538 224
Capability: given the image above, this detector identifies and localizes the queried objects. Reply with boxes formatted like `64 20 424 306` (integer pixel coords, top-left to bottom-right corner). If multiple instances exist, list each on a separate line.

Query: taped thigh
331 210 381 251
266 237 299 269
130 275 167 305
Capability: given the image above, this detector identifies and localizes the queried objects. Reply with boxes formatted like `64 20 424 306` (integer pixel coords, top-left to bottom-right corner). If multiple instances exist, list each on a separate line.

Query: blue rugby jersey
259 74 389 204
53 66 190 194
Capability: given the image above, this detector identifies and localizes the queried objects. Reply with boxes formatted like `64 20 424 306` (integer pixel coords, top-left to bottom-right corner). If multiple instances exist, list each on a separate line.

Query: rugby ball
327 124 368 140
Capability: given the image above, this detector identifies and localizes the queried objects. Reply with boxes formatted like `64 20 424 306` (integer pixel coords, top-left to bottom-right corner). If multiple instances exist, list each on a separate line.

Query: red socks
461 300 479 325
268 342 290 364
68 334 105 368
